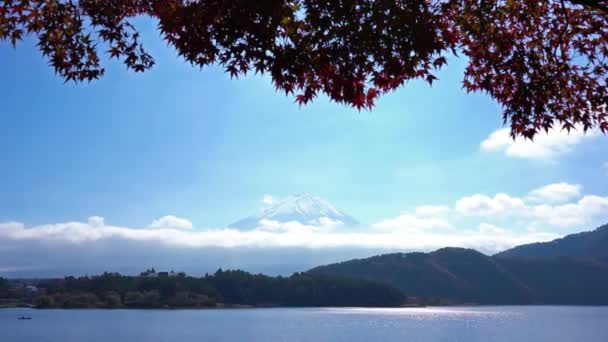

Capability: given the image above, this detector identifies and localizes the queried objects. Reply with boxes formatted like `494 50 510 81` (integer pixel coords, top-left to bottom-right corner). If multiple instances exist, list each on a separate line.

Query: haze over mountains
6 222 608 306
229 193 359 229
310 223 608 305
1 191 606 283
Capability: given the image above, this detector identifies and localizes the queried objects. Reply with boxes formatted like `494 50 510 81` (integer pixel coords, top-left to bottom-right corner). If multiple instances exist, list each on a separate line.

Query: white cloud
454 187 608 228
315 217 345 230
0 217 557 253
530 195 608 227
481 126 598 160
148 215 193 230
526 182 581 204
0 222 25 234
370 206 452 235
455 193 526 217
262 194 275 206
256 217 342 233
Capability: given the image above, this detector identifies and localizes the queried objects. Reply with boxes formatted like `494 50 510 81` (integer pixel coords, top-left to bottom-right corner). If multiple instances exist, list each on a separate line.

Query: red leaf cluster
2 0 607 138
446 0 608 138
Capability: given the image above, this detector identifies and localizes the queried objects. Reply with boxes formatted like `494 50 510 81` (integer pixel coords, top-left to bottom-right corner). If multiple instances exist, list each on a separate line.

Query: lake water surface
2 306 607 341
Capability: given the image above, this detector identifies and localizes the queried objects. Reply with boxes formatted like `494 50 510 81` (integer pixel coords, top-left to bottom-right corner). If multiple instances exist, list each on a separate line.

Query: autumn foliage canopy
1 0 608 138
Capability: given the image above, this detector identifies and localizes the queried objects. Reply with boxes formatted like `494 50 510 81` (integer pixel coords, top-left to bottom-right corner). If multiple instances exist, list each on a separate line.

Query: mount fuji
229 193 359 229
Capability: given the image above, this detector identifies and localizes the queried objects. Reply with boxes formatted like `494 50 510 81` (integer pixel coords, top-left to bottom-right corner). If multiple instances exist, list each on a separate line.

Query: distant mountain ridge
495 224 608 260
229 193 358 229
309 223 608 305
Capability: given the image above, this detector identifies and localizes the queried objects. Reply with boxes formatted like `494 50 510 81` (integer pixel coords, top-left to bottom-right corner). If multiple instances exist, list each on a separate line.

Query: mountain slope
498 256 608 304
310 248 534 304
495 224 608 260
229 193 358 229
309 247 608 305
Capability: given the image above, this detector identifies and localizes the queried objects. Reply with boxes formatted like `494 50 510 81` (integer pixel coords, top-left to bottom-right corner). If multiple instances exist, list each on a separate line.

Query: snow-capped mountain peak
229 193 358 229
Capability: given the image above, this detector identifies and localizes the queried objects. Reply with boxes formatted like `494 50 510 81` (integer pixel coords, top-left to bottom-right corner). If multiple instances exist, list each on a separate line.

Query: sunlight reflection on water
317 307 520 321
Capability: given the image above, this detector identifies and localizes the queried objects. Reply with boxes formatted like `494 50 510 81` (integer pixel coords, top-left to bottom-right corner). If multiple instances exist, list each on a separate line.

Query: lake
2 306 607 341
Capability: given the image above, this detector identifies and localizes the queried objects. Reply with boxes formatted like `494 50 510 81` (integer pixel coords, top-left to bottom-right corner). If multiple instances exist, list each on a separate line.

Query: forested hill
309 247 608 305
0 270 404 309
495 224 608 260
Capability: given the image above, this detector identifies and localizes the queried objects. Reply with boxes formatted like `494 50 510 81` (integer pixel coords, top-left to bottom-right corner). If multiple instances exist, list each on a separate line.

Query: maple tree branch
554 0 570 60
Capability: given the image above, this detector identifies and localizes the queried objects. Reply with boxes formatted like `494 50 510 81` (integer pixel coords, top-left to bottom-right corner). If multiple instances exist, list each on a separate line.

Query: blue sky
1 23 608 276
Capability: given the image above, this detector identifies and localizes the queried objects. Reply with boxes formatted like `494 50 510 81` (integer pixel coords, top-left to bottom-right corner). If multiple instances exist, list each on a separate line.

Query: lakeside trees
1 270 405 308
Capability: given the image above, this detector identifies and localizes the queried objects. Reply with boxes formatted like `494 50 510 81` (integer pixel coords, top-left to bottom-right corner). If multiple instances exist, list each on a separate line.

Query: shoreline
4 303 608 310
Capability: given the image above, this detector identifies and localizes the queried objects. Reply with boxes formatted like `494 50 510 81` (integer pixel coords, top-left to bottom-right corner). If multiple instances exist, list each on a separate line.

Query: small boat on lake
18 316 32 320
